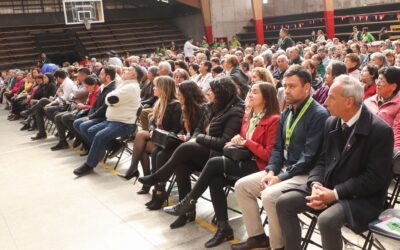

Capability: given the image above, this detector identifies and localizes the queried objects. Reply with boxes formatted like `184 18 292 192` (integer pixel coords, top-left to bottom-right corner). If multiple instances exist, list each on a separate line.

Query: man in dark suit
276 75 394 250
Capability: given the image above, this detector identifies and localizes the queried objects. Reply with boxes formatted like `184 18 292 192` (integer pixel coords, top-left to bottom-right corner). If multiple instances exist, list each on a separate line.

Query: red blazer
363 83 376 100
240 114 280 171
81 85 99 110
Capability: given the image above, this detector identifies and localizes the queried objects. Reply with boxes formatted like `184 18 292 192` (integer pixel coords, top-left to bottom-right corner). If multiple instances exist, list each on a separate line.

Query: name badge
284 149 288 160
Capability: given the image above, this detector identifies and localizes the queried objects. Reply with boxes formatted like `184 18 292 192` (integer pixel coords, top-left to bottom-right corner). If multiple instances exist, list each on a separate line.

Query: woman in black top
145 80 208 210
139 77 245 228
140 66 158 107
118 76 182 182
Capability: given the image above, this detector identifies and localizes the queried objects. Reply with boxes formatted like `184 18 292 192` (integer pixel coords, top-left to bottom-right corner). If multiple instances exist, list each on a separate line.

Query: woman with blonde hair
251 67 275 86
119 76 182 188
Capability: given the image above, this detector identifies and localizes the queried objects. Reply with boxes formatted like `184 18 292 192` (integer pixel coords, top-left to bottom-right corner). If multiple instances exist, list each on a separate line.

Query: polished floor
0 107 398 250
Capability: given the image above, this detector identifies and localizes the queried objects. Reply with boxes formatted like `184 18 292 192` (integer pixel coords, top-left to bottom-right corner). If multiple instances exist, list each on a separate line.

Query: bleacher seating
237 2 400 45
0 18 186 70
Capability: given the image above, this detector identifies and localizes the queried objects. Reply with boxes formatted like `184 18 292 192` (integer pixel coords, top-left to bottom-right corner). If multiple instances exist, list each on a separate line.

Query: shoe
50 141 69 151
73 164 93 177
169 211 196 229
163 196 197 216
118 168 139 182
31 133 47 140
137 185 151 195
205 221 234 248
20 124 30 131
138 174 158 186
145 190 157 207
146 191 167 210
72 138 82 148
230 237 270 250
28 126 36 131
7 114 15 120
9 115 19 121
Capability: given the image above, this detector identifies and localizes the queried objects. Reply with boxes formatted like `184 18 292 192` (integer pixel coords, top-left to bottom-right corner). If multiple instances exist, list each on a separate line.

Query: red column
252 0 264 45
200 0 213 44
323 0 335 39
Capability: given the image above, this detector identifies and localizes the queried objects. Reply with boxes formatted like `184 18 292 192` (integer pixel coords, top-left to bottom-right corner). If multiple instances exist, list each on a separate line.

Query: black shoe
72 138 82 148
169 211 196 229
73 164 93 177
230 237 270 250
146 191 167 210
50 141 69 151
145 190 157 207
137 185 151 195
9 115 19 121
163 196 197 216
28 126 36 131
31 133 47 140
20 109 31 117
20 124 30 131
118 169 139 182
205 221 234 248
138 174 158 186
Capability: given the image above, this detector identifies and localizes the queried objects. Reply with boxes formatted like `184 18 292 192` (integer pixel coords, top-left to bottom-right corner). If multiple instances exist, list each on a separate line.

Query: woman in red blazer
163 82 280 248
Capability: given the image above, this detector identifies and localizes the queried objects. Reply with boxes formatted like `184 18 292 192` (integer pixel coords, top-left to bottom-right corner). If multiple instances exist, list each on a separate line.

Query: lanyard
285 97 313 147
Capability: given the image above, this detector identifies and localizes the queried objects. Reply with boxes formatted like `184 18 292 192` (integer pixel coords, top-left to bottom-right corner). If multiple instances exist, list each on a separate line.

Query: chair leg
362 231 372 250
301 216 318 250
113 144 127 170
165 174 176 206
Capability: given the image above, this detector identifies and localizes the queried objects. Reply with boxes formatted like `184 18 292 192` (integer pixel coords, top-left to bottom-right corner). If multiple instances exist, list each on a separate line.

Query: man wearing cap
107 50 123 67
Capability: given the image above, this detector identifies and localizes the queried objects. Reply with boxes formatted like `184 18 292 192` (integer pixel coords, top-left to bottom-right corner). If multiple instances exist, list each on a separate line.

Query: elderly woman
364 66 400 151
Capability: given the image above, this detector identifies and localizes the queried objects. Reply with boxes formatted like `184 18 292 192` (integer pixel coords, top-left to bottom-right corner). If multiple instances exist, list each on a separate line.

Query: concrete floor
0 106 398 250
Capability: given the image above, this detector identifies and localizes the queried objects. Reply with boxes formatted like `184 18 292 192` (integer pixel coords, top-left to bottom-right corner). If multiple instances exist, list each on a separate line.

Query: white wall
263 0 399 16
210 0 253 39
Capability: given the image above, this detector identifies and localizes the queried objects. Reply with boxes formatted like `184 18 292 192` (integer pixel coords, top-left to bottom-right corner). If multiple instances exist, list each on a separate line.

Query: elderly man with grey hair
253 56 264 68
157 61 172 76
277 75 394 250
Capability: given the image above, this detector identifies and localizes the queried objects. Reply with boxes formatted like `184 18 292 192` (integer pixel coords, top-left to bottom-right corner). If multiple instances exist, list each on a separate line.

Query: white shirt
184 41 199 57
196 73 213 93
59 77 74 102
341 105 362 128
348 69 361 81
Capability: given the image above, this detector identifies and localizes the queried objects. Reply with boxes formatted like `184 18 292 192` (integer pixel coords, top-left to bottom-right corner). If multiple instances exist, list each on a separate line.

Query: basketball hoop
83 18 92 30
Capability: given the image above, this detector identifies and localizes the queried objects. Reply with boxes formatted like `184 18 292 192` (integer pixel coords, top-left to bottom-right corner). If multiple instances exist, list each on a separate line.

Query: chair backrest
393 151 400 176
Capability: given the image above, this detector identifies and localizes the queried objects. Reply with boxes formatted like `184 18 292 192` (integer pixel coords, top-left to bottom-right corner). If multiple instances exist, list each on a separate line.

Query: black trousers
154 142 210 200
54 111 75 141
189 156 259 221
11 98 28 115
151 146 175 190
33 98 51 135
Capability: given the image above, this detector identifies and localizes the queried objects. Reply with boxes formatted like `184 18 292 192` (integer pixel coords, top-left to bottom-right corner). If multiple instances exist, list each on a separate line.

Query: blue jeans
73 118 102 148
85 121 135 168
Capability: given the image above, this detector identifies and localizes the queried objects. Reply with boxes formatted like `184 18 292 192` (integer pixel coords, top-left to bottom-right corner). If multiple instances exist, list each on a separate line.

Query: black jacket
305 106 394 233
88 81 116 120
278 37 295 51
150 101 182 134
196 96 244 157
32 83 56 100
230 66 249 99
181 104 210 140
140 80 158 107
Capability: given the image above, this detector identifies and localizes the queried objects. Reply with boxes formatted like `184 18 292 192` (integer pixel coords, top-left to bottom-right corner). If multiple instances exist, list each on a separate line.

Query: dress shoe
230 237 270 250
72 138 82 148
146 191 167 210
20 124 30 131
31 133 47 140
118 168 139 182
163 196 197 216
145 190 157 207
205 221 234 248
9 115 19 121
73 164 93 177
28 126 36 131
137 185 151 195
169 211 196 229
51 141 69 151
138 174 158 186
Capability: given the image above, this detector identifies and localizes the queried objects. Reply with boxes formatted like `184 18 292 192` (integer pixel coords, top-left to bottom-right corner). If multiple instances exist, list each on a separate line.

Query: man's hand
43 104 50 110
261 171 280 189
178 134 187 142
76 103 84 109
305 184 337 210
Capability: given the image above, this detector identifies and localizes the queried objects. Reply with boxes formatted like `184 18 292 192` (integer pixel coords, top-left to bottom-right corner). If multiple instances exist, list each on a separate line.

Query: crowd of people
0 25 399 250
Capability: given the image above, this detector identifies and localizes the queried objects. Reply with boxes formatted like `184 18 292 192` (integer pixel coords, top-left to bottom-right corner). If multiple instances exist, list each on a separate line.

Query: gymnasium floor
0 107 397 250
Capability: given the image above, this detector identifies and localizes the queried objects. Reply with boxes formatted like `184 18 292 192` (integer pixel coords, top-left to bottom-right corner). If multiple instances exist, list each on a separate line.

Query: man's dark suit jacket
305 105 394 233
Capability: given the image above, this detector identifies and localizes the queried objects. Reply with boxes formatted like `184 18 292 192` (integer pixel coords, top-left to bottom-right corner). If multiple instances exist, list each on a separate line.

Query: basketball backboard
63 0 104 25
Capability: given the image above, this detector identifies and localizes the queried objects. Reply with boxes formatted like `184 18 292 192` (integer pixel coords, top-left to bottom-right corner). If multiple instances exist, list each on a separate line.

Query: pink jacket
364 93 400 150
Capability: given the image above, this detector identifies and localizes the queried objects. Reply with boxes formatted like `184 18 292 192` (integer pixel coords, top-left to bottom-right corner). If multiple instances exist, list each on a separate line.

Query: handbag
152 128 183 150
223 145 253 161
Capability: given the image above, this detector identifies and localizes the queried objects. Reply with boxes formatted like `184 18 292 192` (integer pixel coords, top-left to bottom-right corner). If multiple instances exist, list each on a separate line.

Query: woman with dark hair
141 66 158 106
174 60 189 73
164 83 281 247
364 66 400 150
118 76 182 182
145 80 208 209
189 63 200 81
312 61 347 105
139 77 244 228
360 64 378 100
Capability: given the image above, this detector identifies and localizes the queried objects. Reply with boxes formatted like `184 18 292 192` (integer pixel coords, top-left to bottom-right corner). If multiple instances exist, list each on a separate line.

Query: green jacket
362 33 375 43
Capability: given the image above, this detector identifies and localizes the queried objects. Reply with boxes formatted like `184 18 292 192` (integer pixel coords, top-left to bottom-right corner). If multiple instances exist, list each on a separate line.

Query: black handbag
152 128 183 150
223 145 253 161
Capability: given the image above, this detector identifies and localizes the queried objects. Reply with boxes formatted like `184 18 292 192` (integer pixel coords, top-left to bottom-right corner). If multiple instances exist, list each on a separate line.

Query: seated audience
277 75 394 250
360 64 378 100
